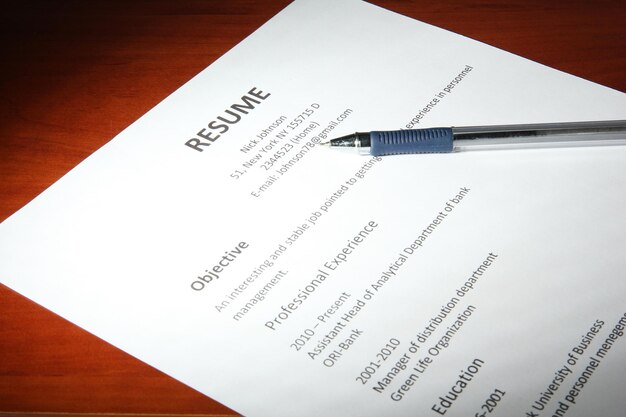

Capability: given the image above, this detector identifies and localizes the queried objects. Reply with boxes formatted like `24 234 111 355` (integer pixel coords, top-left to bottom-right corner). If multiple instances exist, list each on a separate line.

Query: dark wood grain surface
1 1 624 415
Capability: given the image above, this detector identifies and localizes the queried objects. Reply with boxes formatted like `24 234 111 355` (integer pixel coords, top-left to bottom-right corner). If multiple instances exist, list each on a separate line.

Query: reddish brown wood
1 1 624 415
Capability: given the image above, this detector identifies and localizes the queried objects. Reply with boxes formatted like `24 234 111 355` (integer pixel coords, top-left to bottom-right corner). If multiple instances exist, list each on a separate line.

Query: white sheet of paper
1 0 625 416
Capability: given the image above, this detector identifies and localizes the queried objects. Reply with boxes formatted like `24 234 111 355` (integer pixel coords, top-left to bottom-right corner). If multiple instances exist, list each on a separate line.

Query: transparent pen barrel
451 120 626 152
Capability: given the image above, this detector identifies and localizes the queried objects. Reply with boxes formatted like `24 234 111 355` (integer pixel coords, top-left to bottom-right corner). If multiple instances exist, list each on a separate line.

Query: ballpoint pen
320 120 626 156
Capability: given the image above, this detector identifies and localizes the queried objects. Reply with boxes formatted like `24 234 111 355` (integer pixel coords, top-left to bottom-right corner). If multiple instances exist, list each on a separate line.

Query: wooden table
1 1 624 415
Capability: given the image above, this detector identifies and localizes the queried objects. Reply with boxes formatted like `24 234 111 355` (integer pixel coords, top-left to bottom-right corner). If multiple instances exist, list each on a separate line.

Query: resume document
1 0 625 416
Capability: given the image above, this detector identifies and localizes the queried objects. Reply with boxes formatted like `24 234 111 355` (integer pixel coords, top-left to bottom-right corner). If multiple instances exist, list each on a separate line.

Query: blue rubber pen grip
370 128 454 156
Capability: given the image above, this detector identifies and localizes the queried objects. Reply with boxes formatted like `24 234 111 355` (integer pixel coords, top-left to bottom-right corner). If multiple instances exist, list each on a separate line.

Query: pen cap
370 128 453 156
